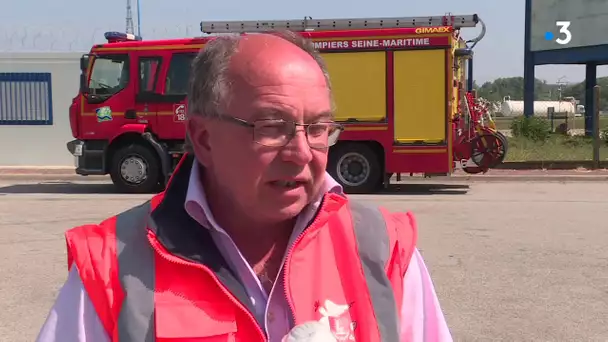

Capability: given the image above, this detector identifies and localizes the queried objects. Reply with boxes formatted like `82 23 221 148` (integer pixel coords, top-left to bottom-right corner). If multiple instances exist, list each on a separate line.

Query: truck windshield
88 54 129 98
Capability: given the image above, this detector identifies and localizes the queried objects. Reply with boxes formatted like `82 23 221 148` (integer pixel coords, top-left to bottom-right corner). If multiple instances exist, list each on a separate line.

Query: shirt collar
184 161 343 232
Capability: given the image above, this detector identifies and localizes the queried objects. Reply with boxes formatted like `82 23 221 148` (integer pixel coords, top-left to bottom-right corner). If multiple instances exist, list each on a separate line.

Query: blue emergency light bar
104 31 143 43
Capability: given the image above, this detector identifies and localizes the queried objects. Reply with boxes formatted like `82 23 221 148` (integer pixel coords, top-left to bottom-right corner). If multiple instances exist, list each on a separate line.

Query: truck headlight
67 140 84 156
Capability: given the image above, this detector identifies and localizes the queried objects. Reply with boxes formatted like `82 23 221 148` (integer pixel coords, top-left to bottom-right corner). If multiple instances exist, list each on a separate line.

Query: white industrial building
0 52 82 166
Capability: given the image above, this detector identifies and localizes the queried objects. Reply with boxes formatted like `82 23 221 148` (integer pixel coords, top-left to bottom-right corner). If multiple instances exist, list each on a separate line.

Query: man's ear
186 115 212 166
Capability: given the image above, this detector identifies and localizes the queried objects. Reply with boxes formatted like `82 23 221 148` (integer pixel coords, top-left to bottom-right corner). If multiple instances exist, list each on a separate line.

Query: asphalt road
1 179 607 342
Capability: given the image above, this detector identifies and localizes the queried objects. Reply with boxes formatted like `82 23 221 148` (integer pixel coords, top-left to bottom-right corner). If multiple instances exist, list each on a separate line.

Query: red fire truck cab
67 14 492 193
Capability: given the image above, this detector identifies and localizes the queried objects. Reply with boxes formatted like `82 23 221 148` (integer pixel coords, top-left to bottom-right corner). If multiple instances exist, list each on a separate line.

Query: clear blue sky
1 0 606 84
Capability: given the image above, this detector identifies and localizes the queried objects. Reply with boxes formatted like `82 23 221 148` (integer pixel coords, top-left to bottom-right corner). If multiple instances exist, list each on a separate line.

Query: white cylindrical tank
500 100 576 117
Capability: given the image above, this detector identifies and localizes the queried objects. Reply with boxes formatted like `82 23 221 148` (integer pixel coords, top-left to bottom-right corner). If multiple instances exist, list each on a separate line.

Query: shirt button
267 311 275 323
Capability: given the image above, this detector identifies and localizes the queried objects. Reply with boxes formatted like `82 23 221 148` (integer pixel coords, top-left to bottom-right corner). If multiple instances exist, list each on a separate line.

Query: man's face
188 35 332 224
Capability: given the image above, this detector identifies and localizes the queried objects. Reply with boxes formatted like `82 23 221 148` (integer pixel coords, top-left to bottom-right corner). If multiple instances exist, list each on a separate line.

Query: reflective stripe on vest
113 200 399 341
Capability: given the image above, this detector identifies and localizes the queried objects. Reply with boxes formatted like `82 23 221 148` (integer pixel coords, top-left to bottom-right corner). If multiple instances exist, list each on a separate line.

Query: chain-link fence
0 25 202 52
495 91 608 166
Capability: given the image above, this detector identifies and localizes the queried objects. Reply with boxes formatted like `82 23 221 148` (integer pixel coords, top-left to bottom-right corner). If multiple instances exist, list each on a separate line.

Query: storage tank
500 97 576 117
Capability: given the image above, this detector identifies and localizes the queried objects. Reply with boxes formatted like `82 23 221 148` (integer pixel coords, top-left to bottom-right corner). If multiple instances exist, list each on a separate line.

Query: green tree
473 76 608 111
562 77 608 111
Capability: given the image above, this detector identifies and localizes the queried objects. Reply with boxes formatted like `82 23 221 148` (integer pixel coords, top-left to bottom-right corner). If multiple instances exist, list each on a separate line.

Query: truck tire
328 143 382 194
110 143 162 194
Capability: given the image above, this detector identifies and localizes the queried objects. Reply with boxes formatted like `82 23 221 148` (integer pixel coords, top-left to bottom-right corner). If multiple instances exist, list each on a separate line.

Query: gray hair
184 30 333 152
187 30 332 119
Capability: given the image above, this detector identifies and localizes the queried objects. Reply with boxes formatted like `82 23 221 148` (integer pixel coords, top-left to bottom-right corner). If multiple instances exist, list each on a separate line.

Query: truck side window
88 54 129 96
165 53 197 95
139 57 162 93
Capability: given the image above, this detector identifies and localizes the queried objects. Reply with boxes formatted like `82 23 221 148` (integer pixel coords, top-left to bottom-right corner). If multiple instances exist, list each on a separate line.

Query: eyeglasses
218 115 344 149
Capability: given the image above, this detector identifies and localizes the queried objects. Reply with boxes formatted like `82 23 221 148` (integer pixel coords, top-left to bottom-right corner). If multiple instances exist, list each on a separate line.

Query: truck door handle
124 109 137 119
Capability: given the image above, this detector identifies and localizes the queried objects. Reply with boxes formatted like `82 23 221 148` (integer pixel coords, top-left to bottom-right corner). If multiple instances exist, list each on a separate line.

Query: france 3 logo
544 21 572 45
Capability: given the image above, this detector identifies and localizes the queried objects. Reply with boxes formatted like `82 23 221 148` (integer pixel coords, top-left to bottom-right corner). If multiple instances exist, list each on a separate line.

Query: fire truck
67 14 507 194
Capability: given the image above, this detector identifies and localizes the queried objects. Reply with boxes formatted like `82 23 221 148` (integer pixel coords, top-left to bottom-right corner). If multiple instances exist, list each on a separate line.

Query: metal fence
0 72 53 125
0 25 200 52
494 87 607 167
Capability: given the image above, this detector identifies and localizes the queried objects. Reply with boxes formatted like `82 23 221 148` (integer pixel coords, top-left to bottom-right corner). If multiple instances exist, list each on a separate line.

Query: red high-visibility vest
65 155 417 341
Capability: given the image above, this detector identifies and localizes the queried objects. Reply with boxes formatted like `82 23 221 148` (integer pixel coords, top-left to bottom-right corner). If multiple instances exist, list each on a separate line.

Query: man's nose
280 129 313 165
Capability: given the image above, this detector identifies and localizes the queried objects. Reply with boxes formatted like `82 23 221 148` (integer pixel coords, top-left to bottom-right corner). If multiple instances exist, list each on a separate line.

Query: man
36 31 452 341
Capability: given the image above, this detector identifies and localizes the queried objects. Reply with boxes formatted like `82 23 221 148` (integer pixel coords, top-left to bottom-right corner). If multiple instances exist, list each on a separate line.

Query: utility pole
557 75 568 102
136 0 142 37
126 0 134 34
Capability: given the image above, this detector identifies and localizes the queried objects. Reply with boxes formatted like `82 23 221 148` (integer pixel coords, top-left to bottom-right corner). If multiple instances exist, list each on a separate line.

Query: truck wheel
328 143 382 194
495 131 508 165
110 143 161 194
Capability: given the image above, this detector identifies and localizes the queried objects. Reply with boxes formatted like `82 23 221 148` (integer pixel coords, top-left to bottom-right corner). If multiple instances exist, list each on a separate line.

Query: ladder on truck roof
201 14 479 34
